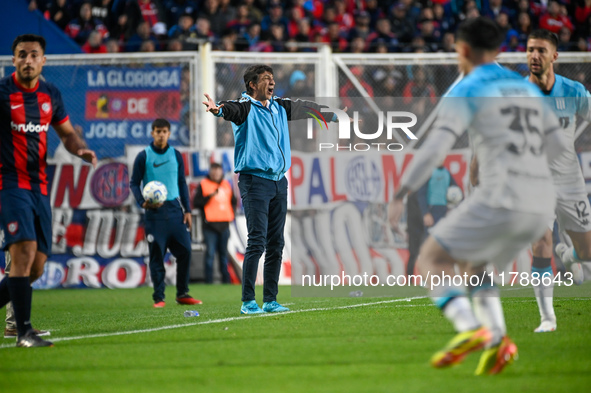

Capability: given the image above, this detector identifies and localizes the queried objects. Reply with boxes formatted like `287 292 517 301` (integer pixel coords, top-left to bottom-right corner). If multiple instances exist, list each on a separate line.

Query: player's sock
471 284 506 346
7 277 33 338
0 276 10 308
531 257 556 329
432 286 480 332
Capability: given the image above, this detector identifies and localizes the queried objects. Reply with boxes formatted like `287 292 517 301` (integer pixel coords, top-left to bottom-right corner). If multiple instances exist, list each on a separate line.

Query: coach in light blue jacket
203 64 338 314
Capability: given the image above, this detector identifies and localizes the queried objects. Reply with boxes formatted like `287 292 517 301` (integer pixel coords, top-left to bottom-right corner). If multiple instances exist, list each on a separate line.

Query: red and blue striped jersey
0 73 69 195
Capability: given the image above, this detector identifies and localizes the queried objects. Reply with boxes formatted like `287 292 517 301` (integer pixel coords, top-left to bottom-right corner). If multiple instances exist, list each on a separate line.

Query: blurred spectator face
179 15 193 31
324 7 336 23
420 20 434 36
270 5 283 19
205 0 219 13
270 24 284 40
140 40 155 52
137 22 151 38
433 4 444 19
442 32 454 51
286 39 298 52
335 0 346 14
366 0 378 9
106 39 119 53
518 12 530 29
490 0 502 7
197 18 211 35
248 23 260 38
328 23 340 40
412 36 425 52
350 37 365 52
87 31 102 47
237 4 249 18
356 13 370 26
559 27 571 43
577 38 588 51
496 12 509 29
298 18 310 35
466 7 480 19
290 7 304 22
376 43 388 53
393 5 406 19
80 2 92 21
518 0 529 11
221 35 236 50
421 7 434 21
548 1 559 16
376 19 391 34
167 39 183 51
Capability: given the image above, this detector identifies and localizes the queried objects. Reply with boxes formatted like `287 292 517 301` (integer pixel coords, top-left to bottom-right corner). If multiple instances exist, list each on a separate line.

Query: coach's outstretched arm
54 119 97 167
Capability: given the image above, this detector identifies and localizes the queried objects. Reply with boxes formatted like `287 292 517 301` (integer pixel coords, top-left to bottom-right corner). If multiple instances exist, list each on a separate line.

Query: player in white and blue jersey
525 29 591 333
389 18 568 375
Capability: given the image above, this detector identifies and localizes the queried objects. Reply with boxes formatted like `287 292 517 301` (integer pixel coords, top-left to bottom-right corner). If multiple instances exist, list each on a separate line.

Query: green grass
0 284 590 392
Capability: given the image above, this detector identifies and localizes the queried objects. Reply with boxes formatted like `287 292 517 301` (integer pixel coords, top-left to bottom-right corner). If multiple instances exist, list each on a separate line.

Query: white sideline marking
0 297 426 349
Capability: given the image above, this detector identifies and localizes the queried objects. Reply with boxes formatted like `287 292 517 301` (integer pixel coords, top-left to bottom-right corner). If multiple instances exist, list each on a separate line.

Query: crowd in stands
25 0 591 54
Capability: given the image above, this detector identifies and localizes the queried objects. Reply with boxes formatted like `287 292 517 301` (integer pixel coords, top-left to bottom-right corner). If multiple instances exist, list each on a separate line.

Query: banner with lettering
38 65 189 159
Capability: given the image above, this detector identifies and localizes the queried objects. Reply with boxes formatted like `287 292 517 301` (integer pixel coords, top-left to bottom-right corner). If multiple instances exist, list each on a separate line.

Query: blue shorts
0 188 52 256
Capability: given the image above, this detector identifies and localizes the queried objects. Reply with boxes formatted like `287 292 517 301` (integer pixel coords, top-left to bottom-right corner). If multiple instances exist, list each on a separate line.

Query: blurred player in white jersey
525 29 591 333
389 17 568 375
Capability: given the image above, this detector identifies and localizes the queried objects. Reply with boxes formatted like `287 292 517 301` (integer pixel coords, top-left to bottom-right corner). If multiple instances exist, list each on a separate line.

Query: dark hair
455 17 504 51
152 118 171 130
528 29 558 49
12 34 46 55
210 162 222 170
243 64 273 95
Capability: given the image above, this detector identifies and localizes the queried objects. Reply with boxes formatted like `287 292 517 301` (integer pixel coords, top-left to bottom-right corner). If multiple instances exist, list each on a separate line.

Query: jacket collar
242 91 274 108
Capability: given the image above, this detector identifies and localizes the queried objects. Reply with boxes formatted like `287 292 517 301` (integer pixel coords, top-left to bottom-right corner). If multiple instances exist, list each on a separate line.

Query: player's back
444 64 559 214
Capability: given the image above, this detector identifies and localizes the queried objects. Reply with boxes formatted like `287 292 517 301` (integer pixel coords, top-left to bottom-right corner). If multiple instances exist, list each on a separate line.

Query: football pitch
1 284 590 392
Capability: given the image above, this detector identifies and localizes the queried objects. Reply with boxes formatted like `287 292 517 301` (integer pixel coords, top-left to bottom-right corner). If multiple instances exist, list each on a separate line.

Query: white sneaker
555 243 584 285
534 319 556 333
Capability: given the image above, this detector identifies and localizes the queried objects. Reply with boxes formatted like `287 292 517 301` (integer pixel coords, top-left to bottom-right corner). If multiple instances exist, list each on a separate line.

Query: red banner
85 91 181 120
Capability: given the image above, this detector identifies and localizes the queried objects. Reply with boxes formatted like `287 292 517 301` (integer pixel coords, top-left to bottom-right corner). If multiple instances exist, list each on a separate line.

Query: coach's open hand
203 93 224 115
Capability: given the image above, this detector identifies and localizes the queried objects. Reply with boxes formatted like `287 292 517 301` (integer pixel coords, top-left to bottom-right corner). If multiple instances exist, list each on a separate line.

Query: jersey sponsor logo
41 102 51 113
10 121 50 133
153 160 169 168
7 222 18 235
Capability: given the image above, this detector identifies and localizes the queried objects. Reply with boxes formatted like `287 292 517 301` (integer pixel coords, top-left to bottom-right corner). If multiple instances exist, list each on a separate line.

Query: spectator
91 0 116 28
516 12 532 47
557 26 574 51
44 0 73 31
501 29 526 52
162 0 199 28
403 66 436 115
137 0 165 29
339 66 374 109
199 0 226 37
243 0 264 23
334 0 354 31
261 4 288 34
226 3 251 36
105 38 120 52
365 0 386 29
348 10 372 40
167 38 183 51
391 3 415 44
288 8 307 38
81 30 107 53
218 0 237 29
140 39 157 52
482 0 511 20
433 3 454 34
539 0 574 33
417 18 442 52
269 23 287 52
324 22 348 52
126 21 159 52
349 35 367 52
367 18 399 52
195 17 216 42
65 1 109 45
193 163 236 284
168 12 198 50
440 31 455 52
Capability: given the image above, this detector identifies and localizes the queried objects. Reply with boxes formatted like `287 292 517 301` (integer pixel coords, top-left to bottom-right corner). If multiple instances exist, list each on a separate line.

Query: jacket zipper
266 102 286 181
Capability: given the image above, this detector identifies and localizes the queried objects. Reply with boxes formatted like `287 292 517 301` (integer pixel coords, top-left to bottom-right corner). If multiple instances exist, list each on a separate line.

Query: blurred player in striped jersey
0 34 96 347
525 29 591 333
389 18 568 375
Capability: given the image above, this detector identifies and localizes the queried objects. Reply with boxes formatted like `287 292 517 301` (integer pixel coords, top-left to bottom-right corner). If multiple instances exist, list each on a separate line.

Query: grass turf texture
0 284 590 392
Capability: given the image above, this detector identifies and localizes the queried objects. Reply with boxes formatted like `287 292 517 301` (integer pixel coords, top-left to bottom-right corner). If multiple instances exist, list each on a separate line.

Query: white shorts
430 199 551 269
552 194 591 233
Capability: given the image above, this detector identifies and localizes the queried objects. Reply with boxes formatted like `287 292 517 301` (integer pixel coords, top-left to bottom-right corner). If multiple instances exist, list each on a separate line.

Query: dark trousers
203 227 231 284
144 215 192 302
238 174 288 303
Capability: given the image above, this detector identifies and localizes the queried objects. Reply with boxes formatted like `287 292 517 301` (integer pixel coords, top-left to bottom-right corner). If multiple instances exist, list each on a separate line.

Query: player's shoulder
556 74 590 97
